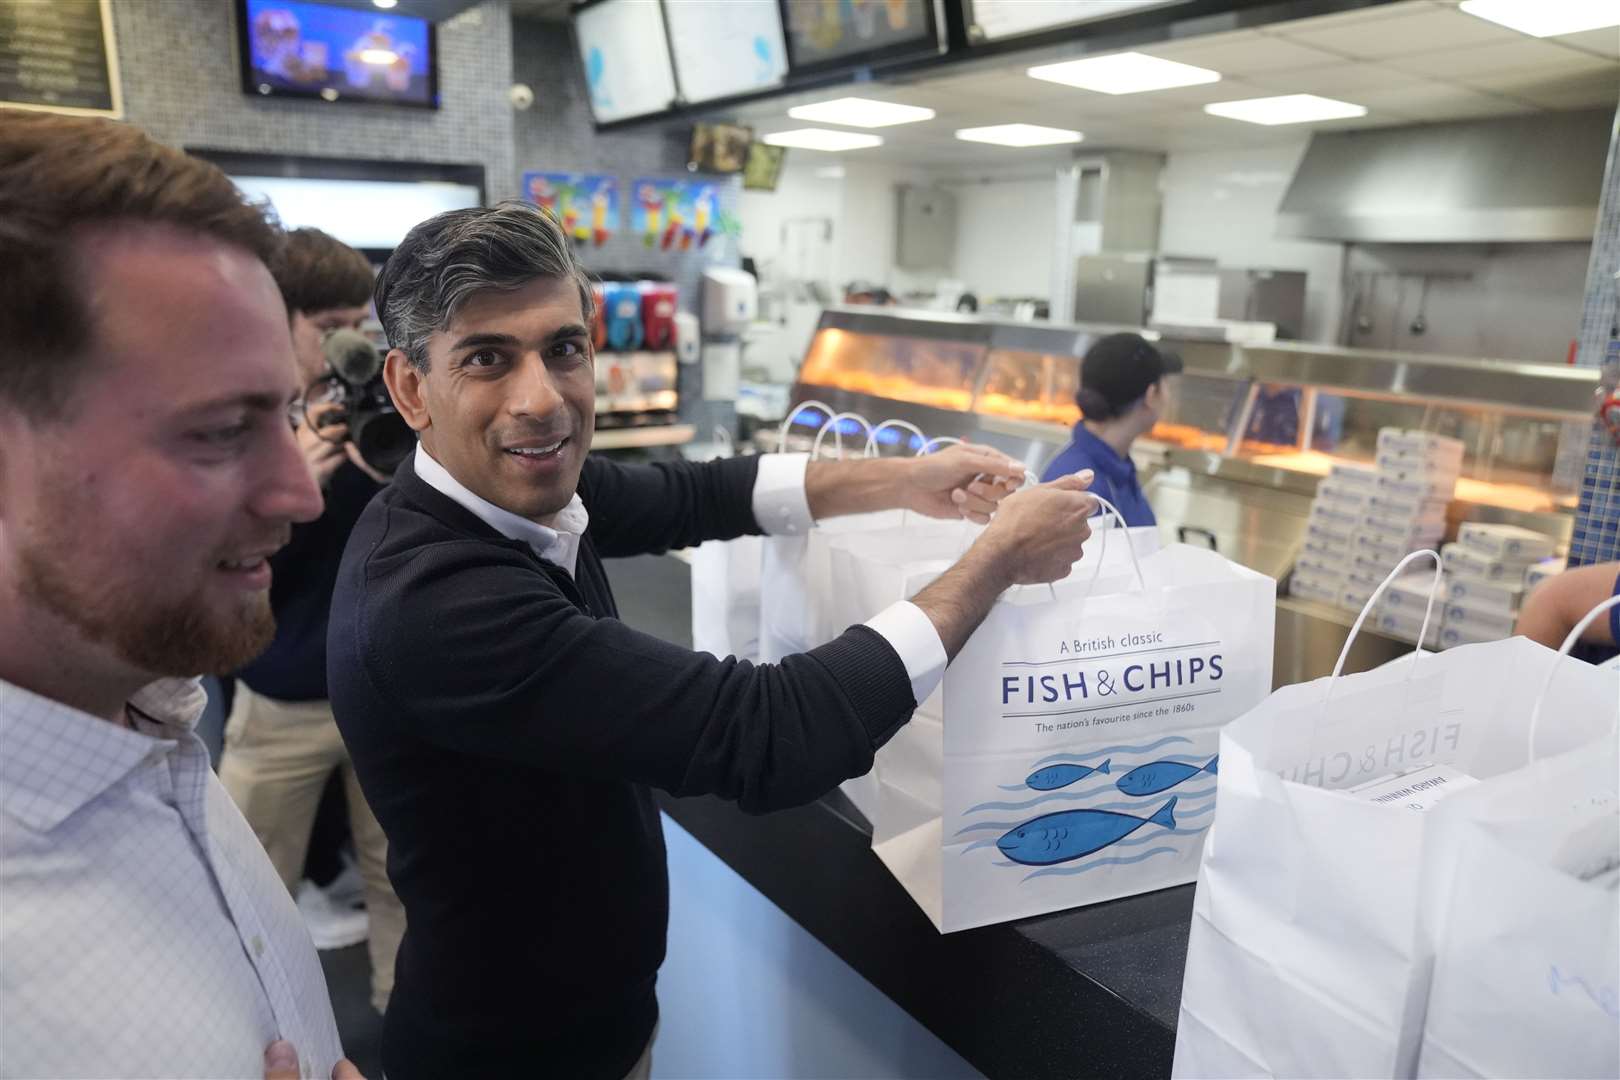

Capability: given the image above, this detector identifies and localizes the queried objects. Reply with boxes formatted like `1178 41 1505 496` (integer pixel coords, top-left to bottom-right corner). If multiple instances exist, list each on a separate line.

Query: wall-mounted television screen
780 0 942 75
689 123 754 174
573 0 678 124
742 143 786 192
191 150 483 257
236 0 438 108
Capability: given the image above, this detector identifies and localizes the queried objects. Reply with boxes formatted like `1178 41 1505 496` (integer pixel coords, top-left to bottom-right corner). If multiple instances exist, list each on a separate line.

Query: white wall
1158 139 1346 343
948 177 1059 301
737 159 947 298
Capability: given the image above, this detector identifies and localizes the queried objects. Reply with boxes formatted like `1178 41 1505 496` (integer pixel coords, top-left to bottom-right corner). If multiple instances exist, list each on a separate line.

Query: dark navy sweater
328 451 917 1079
236 462 381 701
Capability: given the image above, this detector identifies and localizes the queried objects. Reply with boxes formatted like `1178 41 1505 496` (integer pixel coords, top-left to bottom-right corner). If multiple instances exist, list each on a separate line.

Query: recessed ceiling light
787 97 936 128
1204 94 1368 125
955 124 1084 147
373 0 398 8
1459 0 1620 36
1027 52 1220 95
762 128 885 152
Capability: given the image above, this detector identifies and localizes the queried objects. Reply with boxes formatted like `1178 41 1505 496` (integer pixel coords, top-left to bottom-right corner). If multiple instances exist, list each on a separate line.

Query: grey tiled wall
1570 107 1619 568
110 0 518 203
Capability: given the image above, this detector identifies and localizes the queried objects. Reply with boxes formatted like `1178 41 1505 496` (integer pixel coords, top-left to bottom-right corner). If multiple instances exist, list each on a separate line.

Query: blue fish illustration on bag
1024 759 1110 791
1116 756 1218 797
995 797 1177 866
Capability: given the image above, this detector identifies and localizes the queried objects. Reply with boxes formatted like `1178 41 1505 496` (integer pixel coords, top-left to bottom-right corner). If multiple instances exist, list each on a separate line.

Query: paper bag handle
1527 593 1620 760
810 412 875 461
1076 495 1148 598
777 400 834 451
1326 549 1443 704
864 419 927 459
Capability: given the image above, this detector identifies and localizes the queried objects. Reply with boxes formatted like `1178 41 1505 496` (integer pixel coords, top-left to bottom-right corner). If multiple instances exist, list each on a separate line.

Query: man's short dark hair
373 201 594 373
0 112 284 417
276 228 374 318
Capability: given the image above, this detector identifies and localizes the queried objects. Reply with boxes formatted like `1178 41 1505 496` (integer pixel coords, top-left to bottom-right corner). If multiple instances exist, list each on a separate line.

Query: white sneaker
295 877 370 950
322 859 366 910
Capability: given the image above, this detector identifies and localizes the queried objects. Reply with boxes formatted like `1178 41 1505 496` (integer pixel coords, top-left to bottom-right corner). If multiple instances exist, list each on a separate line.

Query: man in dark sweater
220 228 404 1013
328 202 1097 1079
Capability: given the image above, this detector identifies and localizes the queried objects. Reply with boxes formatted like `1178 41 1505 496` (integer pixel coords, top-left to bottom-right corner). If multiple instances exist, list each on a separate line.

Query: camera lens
352 409 415 474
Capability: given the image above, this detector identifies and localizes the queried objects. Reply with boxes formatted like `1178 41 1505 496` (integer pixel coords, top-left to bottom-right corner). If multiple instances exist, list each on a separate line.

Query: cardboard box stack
1373 570 1443 649
1438 523 1559 647
1339 430 1460 611
1293 461 1378 607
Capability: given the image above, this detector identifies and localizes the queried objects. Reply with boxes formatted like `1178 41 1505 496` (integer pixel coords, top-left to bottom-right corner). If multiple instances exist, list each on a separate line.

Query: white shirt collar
0 675 205 832
412 442 589 576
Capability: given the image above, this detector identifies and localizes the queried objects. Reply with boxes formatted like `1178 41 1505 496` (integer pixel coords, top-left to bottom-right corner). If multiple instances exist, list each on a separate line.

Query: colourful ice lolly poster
629 178 731 251
522 172 619 247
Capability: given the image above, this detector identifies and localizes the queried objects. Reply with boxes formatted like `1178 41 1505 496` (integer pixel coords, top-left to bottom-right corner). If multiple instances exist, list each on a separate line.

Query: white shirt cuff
751 453 814 536
864 601 948 708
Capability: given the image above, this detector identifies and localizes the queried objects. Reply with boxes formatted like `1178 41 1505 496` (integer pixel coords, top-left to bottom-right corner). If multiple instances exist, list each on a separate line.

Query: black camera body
311 329 415 475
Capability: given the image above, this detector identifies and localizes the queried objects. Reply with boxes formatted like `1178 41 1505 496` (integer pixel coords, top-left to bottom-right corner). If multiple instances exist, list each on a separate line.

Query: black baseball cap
1077 332 1183 419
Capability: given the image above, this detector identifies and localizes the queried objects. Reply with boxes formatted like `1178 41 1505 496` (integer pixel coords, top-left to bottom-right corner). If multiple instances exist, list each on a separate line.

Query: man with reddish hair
0 112 356 1079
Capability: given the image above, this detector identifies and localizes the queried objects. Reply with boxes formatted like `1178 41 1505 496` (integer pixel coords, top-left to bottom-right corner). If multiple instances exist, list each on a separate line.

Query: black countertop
656 789 1192 1080
608 553 1194 1080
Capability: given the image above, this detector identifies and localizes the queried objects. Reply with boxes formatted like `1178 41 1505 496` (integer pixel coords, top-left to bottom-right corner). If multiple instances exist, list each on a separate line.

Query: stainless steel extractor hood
1276 109 1614 243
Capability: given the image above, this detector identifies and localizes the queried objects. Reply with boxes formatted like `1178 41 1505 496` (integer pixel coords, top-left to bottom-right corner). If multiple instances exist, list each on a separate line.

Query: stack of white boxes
1439 524 1559 647
1374 570 1444 649
1343 430 1461 611
1293 462 1379 606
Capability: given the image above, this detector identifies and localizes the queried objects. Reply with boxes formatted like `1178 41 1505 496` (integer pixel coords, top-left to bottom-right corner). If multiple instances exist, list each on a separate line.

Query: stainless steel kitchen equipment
776 306 1600 684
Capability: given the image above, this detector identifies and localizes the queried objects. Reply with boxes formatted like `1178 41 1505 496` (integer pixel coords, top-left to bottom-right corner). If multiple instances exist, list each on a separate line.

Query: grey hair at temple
373 200 594 373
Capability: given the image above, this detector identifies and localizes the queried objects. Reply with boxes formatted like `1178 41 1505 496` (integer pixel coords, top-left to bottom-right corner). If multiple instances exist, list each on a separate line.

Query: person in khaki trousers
219 227 403 1014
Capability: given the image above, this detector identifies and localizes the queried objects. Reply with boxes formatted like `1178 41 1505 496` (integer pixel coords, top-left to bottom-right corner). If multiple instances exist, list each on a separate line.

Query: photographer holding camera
219 227 405 1015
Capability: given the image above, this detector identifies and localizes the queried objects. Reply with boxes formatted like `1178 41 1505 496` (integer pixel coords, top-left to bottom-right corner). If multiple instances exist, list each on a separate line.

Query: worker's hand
903 442 1027 524
263 1039 367 1080
970 470 1097 587
296 401 349 489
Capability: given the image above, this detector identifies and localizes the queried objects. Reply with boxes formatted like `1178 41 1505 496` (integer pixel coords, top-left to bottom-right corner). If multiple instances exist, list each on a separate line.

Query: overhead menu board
665 0 788 105
966 0 1187 43
0 0 121 117
574 0 678 124
781 0 940 73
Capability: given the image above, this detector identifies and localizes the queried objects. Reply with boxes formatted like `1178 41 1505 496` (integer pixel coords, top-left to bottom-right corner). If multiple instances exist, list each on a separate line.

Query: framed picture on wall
0 0 123 118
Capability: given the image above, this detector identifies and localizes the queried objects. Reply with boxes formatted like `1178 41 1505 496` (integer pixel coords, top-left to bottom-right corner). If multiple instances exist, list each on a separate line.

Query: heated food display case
775 307 1600 682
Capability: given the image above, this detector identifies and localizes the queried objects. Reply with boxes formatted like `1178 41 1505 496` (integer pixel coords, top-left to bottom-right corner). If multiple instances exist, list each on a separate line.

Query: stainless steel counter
771 307 1594 683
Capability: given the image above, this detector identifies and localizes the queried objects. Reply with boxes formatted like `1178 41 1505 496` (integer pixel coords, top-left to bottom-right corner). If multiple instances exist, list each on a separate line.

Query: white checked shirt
414 445 949 705
0 676 343 1080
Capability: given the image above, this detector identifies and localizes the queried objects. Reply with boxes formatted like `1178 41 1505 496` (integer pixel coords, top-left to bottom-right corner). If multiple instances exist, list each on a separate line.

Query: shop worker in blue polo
328 201 1098 1080
1042 331 1182 527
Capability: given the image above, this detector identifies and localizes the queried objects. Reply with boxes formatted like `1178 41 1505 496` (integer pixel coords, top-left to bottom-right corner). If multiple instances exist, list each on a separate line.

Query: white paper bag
758 409 873 663
689 534 762 661
1173 562 1619 1079
838 501 1274 932
1416 596 1620 1080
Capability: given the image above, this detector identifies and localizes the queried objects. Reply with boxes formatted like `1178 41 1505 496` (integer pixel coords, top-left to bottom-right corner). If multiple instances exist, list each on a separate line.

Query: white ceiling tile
1464 68 1620 109
1554 27 1620 60
1257 0 1438 32
1279 5 1522 59
1347 81 1537 119
1240 62 1430 95
1140 34 1348 73
1383 37 1614 77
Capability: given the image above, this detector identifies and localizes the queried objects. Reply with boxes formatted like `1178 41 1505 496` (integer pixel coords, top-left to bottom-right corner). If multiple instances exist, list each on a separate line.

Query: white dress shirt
414 445 949 706
0 677 343 1080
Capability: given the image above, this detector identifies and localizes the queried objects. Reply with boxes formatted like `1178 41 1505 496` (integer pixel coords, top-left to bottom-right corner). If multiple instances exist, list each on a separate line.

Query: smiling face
385 275 595 523
0 223 325 680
